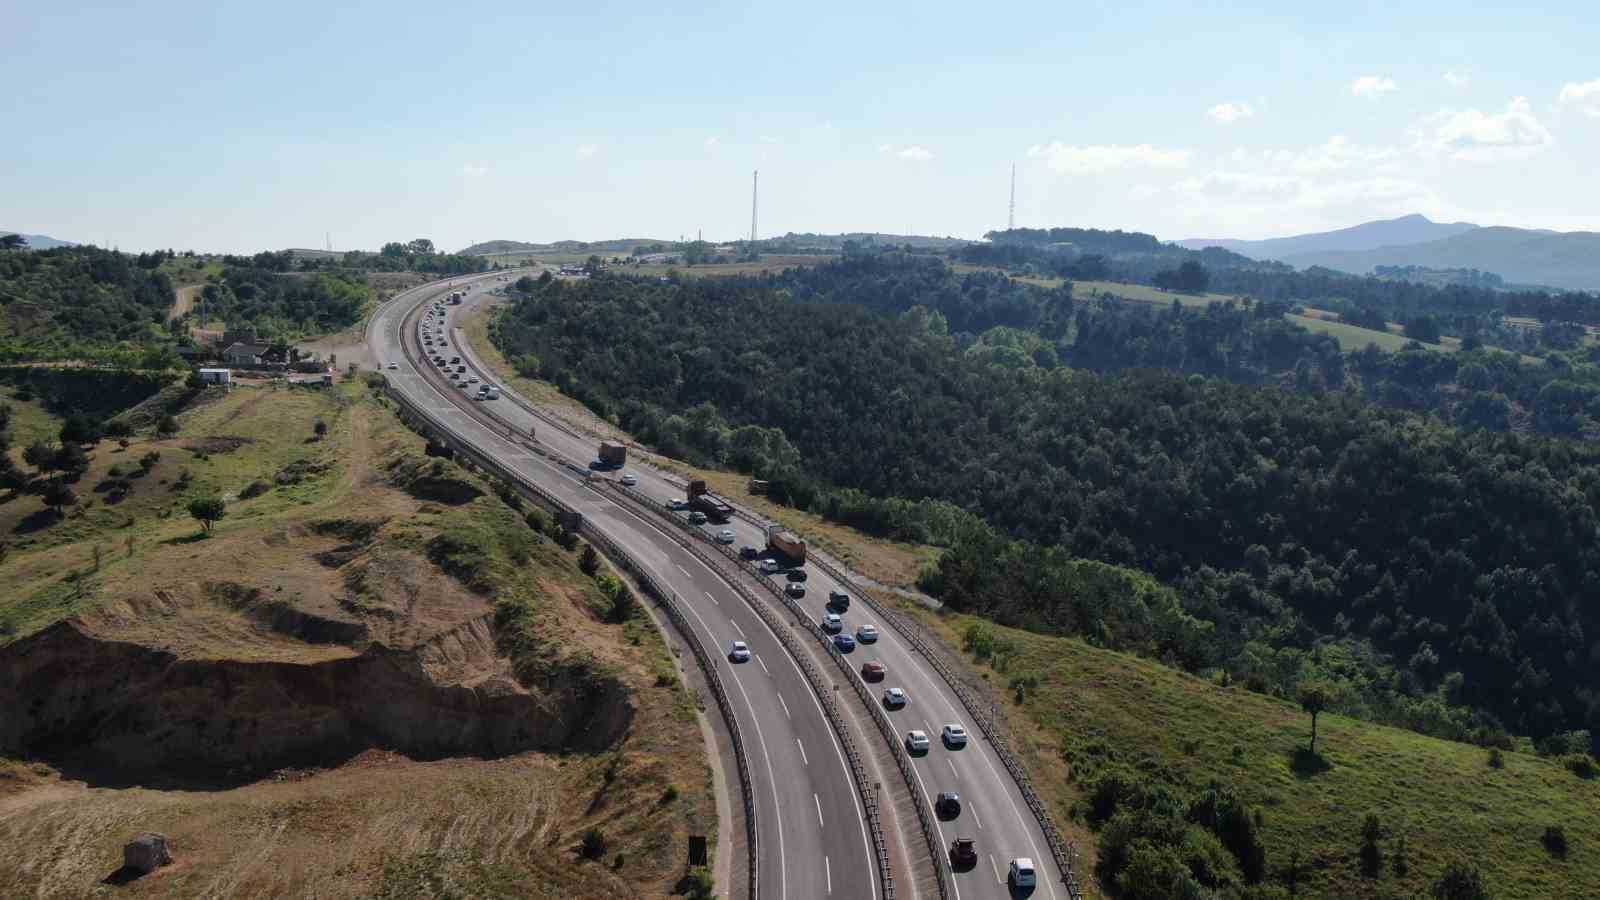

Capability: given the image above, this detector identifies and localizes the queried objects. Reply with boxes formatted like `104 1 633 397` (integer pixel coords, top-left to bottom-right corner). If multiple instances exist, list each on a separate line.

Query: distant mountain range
1 231 76 250
459 238 664 256
1178 214 1600 292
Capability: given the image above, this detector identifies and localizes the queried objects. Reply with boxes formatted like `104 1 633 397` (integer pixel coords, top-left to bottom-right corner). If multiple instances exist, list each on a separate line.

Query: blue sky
4 0 1599 253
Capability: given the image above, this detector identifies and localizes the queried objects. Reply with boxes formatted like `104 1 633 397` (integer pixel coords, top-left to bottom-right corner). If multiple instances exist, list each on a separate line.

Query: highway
369 273 878 900
372 271 1069 900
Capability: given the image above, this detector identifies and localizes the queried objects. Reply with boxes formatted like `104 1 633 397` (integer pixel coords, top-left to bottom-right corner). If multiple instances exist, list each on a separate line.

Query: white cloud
1443 70 1470 88
1207 102 1255 124
1026 142 1190 174
879 143 934 162
1559 78 1600 117
460 163 488 177
575 143 598 159
1412 97 1553 161
1348 75 1398 97
703 136 720 151
1230 136 1401 175
1173 170 1437 216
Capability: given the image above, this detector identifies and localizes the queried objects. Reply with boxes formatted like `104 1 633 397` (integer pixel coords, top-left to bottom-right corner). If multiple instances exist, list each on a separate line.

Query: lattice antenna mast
750 170 758 243
1008 164 1016 231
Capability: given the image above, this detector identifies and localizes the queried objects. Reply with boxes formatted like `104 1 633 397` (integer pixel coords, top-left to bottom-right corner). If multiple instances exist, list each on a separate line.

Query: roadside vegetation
913 611 1598 900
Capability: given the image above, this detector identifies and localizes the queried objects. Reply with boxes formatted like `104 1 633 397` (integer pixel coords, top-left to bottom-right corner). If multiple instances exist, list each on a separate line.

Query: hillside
0 381 714 898
1 232 76 250
459 238 666 256
1281 226 1600 291
908 610 1600 900
1177 214 1479 259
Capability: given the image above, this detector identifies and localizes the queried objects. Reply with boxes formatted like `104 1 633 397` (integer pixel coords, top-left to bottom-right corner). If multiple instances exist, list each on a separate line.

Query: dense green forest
0 246 176 358
495 258 1600 748
196 268 369 339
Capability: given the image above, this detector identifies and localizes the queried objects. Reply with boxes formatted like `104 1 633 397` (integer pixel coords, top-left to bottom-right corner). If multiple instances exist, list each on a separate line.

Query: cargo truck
687 479 733 523
765 523 806 566
597 442 627 469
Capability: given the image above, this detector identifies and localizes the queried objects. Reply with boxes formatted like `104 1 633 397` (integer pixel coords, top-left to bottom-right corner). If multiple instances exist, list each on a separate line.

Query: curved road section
369 274 877 900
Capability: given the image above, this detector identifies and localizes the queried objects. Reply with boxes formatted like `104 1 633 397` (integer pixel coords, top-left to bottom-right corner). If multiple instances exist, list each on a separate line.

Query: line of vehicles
416 296 500 401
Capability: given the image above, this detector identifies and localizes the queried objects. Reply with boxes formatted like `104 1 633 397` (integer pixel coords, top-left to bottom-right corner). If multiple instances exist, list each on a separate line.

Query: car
949 837 977 869
860 660 885 681
784 581 806 599
387 362 398 370
667 498 689 510
785 568 808 582
856 623 879 643
457 365 467 374
688 511 708 525
906 730 930 753
935 791 962 818
468 376 479 384
716 528 735 544
460 383 473 391
883 687 907 709
1008 858 1037 888
827 589 850 610
942 723 969 748
728 640 750 663
832 633 856 651
758 558 784 574
821 612 843 633
739 545 759 559
620 471 638 486
450 356 461 364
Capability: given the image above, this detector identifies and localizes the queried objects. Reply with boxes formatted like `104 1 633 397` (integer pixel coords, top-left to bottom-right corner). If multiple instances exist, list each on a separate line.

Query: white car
857 623 879 643
387 362 398 370
716 528 735 544
1008 858 1037 888
758 559 784 575
728 640 751 663
905 730 930 752
821 612 843 633
620 472 638 486
468 376 479 384
942 723 969 748
667 498 688 510
883 687 907 709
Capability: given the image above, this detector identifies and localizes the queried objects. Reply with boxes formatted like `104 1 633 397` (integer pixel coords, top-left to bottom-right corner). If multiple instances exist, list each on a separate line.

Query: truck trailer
765 523 807 566
597 442 627 469
687 479 733 523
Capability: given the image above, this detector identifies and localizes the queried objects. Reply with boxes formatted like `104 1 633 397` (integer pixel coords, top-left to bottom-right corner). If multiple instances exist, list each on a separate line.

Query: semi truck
765 523 806 566
597 441 627 469
687 479 733 523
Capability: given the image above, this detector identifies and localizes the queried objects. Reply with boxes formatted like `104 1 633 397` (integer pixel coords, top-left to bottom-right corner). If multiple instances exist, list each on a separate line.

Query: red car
861 660 885 681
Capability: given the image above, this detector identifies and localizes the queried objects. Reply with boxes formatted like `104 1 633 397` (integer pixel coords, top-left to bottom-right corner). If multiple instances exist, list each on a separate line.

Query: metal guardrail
379 288 763 899
606 483 943 900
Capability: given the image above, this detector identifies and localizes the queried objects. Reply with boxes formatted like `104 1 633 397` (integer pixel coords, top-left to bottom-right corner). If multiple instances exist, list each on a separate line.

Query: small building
196 368 232 385
222 341 270 365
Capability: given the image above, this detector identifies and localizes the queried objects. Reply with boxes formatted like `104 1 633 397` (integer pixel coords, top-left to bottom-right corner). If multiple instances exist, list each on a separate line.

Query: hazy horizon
5 0 1599 254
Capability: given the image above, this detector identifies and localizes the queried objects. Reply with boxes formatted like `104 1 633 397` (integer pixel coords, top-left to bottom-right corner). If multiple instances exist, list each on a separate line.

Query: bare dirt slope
0 383 715 898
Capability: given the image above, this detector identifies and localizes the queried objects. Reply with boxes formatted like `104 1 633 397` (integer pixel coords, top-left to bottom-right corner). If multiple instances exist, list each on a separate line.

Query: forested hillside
0 245 175 354
196 268 369 339
495 259 1600 746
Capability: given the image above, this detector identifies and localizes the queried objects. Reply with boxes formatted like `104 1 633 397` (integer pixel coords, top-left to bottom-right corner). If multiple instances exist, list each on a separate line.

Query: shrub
660 783 680 805
107 464 128 478
239 479 271 500
156 415 179 436
139 450 161 473
313 419 328 438
578 827 607 860
1487 748 1504 769
579 543 600 575
525 509 548 533
1542 824 1568 857
1429 857 1490 900
1564 754 1597 779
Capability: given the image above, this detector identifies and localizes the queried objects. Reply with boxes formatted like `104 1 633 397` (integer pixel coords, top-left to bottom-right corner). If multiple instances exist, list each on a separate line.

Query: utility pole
1008 164 1016 231
750 170 758 243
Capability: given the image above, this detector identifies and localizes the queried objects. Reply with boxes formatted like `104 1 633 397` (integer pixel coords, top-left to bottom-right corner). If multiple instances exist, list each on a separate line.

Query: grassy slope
902 610 1599 900
0 382 716 898
1 385 65 445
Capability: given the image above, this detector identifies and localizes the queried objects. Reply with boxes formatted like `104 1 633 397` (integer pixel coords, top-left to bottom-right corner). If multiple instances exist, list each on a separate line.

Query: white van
1008 858 1036 888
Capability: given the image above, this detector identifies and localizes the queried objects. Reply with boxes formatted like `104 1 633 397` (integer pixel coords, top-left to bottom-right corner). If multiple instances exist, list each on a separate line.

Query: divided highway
372 270 1073 900
369 274 877 900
